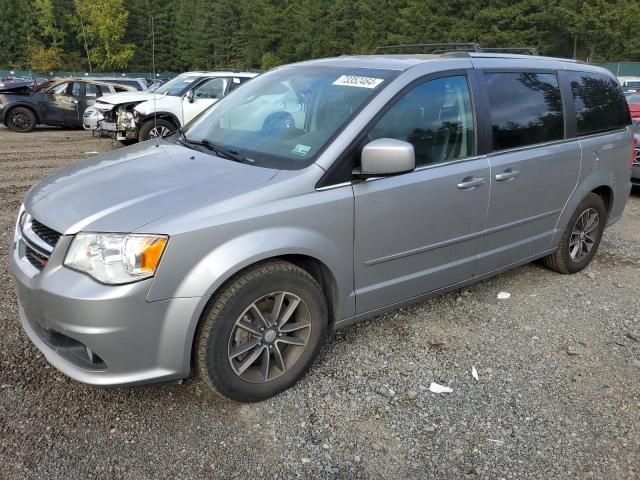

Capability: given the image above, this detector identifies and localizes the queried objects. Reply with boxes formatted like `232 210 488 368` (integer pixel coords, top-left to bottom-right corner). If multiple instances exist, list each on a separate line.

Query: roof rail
481 47 539 55
375 43 541 56
376 43 482 54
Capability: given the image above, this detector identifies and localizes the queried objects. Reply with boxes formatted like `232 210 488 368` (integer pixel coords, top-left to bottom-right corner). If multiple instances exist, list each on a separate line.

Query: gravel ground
1 127 639 480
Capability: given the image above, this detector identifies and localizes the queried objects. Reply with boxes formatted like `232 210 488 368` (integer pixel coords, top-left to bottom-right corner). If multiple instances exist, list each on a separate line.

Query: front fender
150 225 350 300
137 111 181 128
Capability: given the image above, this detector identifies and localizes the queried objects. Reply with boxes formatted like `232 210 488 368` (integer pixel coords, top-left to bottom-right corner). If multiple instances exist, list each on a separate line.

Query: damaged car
0 78 135 132
90 71 257 144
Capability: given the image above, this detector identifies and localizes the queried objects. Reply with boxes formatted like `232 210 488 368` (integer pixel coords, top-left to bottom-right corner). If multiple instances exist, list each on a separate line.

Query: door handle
495 169 520 181
457 176 486 190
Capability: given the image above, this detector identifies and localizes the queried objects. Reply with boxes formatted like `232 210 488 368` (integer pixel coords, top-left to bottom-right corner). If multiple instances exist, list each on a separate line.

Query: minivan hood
25 140 278 234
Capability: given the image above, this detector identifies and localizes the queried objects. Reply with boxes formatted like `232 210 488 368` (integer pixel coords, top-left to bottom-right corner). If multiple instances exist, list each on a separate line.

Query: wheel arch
4 102 40 126
551 171 616 248
186 253 340 373
140 112 181 129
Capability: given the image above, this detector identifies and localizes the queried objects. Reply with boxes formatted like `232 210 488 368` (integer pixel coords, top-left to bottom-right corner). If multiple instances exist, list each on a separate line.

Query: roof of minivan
180 71 259 78
290 53 612 75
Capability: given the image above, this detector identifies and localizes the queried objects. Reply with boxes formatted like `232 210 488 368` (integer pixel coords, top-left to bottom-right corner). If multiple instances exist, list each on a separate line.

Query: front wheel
6 106 36 132
138 118 176 142
542 193 607 274
195 261 328 402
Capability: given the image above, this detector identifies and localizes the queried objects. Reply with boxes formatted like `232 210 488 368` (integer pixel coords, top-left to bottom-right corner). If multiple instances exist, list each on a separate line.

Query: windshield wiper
178 130 250 163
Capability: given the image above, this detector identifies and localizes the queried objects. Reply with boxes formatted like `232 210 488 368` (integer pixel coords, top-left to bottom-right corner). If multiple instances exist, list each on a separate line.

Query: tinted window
485 72 563 150
368 76 475 167
568 72 630 136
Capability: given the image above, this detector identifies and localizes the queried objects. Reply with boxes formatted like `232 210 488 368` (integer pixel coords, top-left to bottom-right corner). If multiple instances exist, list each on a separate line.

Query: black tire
118 139 137 146
137 118 176 142
195 260 328 402
542 193 607 274
6 106 36 132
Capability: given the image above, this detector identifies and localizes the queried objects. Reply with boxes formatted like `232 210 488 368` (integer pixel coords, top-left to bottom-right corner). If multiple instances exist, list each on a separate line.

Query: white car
87 71 257 143
618 75 640 94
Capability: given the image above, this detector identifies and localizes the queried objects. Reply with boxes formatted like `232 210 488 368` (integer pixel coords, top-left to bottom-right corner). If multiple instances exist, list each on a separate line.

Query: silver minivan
10 53 634 402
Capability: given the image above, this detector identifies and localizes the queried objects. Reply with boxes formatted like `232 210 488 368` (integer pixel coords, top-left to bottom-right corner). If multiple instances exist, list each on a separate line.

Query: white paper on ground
472 366 479 381
429 382 453 394
497 291 511 300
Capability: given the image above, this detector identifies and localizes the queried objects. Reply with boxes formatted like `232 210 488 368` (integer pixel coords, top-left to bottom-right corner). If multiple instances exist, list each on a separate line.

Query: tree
72 0 135 70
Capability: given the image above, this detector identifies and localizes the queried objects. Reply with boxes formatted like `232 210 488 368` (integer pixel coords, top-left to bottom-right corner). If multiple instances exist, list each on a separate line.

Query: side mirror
357 138 415 177
186 89 195 103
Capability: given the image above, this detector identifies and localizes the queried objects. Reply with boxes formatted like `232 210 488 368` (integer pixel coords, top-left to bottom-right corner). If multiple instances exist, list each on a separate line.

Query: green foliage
1 0 639 72
72 0 135 70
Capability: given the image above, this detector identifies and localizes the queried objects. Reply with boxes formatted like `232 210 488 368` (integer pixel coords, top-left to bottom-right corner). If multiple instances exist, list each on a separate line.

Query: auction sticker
333 75 384 89
292 144 312 156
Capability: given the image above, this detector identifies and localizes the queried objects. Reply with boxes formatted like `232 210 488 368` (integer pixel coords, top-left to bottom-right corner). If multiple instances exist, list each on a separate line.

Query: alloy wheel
148 125 171 138
228 291 312 383
12 111 31 130
569 208 599 262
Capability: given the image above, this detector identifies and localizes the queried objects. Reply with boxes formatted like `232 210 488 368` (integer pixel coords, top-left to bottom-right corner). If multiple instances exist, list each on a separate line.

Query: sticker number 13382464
332 75 384 89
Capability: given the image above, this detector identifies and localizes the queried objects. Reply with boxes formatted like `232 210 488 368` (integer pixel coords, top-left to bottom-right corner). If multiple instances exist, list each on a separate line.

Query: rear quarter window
567 71 630 136
484 72 564 151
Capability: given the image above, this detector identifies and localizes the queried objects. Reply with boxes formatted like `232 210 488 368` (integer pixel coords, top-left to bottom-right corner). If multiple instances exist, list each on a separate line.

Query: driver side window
368 75 475 167
193 78 228 100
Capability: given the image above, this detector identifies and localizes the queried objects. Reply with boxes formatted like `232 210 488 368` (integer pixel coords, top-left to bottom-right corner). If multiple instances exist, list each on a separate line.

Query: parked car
85 76 148 91
633 120 640 186
618 75 640 94
0 77 34 94
10 52 633 402
82 79 166 132
88 71 257 143
625 93 640 120
0 78 136 132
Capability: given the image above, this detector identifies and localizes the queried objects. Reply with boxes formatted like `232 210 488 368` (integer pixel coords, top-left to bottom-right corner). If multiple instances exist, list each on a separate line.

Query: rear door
353 73 490 314
475 69 581 274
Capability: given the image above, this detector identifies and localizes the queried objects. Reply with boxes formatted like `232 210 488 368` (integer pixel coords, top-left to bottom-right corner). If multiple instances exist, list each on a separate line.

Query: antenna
150 13 158 144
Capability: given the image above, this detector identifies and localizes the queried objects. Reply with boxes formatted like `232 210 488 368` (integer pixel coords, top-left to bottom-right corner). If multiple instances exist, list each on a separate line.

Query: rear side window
567 72 630 136
484 72 564 151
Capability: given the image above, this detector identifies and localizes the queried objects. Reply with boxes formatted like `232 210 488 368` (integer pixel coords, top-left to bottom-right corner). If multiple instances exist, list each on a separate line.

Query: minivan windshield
154 74 201 96
181 66 399 169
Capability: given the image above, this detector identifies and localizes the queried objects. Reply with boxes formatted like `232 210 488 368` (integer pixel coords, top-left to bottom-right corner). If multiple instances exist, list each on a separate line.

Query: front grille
25 245 49 270
30 219 62 248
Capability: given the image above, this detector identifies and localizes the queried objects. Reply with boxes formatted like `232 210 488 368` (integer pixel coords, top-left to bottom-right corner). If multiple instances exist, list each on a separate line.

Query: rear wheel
195 261 328 402
6 106 36 132
138 118 176 142
542 193 607 274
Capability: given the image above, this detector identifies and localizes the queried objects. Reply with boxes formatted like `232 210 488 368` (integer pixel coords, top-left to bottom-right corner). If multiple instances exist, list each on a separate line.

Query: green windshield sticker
333 75 384 89
291 144 311 156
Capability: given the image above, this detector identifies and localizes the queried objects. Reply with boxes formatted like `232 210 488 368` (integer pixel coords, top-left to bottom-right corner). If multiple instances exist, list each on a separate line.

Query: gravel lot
1 127 639 479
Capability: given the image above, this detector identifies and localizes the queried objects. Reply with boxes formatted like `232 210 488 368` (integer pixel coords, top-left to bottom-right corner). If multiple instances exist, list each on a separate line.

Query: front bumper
9 216 204 386
82 109 103 130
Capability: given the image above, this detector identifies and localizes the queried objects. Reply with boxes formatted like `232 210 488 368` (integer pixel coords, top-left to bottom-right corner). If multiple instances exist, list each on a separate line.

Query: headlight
64 233 168 284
